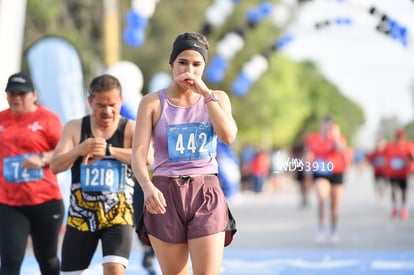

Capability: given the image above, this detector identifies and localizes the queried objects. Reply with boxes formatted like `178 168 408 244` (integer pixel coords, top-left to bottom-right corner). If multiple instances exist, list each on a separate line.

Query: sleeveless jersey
0 105 63 206
152 89 218 176
68 116 134 232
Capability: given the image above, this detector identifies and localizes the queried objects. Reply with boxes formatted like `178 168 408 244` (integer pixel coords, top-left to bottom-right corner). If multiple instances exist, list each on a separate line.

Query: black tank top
66 115 134 231
71 116 129 183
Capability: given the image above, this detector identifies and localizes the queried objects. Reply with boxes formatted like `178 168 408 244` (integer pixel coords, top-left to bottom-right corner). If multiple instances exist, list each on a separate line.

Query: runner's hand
144 184 167 214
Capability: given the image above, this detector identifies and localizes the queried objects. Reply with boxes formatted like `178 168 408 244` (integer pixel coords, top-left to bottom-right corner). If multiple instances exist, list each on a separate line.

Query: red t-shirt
0 105 63 206
305 132 348 174
250 152 270 177
367 149 386 176
383 140 414 179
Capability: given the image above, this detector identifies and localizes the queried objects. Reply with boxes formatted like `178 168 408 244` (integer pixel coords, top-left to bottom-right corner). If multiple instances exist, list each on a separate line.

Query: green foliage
232 55 364 150
22 0 365 151
25 0 104 79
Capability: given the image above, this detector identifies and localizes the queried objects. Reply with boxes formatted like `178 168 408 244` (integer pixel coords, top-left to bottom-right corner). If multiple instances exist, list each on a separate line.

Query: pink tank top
152 90 218 176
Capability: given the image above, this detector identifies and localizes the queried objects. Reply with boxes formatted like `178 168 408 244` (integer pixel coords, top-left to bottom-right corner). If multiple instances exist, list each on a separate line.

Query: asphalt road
228 163 414 250
20 164 414 274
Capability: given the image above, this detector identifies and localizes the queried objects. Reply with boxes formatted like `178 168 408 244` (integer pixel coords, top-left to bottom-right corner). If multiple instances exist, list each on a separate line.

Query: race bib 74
3 154 44 183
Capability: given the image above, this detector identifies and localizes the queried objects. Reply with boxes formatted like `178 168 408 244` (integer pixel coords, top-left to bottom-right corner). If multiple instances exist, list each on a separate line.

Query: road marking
371 261 414 270
223 258 361 269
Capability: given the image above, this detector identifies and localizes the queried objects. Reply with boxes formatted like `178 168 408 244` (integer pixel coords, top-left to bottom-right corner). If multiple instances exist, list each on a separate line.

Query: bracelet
106 143 112 156
39 153 46 167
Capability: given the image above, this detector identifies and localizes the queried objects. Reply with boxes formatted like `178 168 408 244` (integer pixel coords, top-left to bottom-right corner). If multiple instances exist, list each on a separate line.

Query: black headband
169 38 208 64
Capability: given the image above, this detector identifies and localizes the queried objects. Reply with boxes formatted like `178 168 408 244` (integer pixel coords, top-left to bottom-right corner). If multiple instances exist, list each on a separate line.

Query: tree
21 0 365 152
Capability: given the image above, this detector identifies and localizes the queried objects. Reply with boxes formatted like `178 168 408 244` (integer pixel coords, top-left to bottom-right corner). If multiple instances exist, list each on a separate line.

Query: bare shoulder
214 90 228 96
124 118 136 146
62 118 83 133
56 117 83 148
125 118 136 135
137 92 161 120
214 90 230 100
141 92 161 107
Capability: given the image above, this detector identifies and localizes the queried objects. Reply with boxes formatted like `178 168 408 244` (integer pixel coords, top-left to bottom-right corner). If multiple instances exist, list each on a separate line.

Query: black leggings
0 200 64 275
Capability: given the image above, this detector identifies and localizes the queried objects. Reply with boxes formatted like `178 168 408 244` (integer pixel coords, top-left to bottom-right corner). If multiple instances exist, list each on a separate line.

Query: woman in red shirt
305 116 351 245
0 72 64 274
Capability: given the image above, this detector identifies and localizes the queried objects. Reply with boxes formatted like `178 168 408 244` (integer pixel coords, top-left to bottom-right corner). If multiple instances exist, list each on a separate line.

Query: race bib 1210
80 159 127 192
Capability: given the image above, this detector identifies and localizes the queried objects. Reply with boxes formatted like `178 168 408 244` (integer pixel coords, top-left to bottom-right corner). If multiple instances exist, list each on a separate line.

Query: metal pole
103 0 120 66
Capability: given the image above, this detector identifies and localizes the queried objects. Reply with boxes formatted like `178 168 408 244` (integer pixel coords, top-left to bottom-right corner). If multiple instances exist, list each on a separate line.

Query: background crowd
237 126 414 224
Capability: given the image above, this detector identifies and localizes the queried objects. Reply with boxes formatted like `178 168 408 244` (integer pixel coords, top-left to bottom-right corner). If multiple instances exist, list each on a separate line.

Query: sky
281 0 414 148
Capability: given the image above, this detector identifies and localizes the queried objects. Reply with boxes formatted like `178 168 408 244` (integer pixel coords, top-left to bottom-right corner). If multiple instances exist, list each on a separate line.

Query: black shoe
147 267 156 275
142 246 155 269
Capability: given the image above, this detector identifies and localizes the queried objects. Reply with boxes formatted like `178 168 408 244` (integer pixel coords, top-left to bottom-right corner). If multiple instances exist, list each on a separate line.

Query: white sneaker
329 233 340 245
315 231 327 244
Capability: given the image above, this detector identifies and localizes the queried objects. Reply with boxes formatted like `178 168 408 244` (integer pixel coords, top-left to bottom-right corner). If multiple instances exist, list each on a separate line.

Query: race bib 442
167 122 217 162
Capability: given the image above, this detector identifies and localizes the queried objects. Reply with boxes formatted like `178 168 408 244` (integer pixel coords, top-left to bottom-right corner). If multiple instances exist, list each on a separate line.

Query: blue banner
26 36 86 123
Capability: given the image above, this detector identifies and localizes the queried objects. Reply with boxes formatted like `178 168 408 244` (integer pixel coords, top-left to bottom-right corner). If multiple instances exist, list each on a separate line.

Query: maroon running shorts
136 174 236 247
